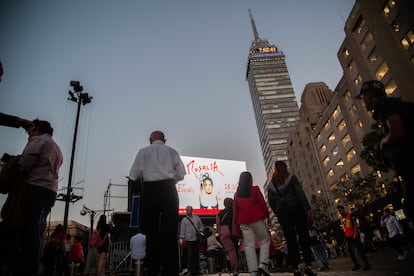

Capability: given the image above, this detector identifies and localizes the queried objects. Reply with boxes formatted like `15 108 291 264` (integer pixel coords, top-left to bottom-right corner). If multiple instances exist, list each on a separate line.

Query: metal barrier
84 241 132 275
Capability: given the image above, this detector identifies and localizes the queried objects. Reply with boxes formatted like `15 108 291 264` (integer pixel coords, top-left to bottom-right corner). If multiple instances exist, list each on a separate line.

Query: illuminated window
354 74 362 86
401 30 414 50
340 174 349 182
327 169 334 178
385 79 397 95
368 49 377 63
346 148 357 161
355 120 363 129
337 120 346 132
383 0 396 17
351 164 361 175
407 30 414 44
344 90 351 100
402 37 410 50
317 133 322 142
375 62 389 79
348 60 356 72
332 146 339 157
343 48 350 57
328 133 335 141
342 134 351 146
323 156 330 167
332 106 341 120
392 21 400 32
354 17 365 35
320 144 327 154
336 160 345 168
324 120 330 130
383 6 390 17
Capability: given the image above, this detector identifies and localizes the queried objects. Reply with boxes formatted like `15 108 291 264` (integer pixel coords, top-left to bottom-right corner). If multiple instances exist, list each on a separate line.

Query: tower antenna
249 9 259 41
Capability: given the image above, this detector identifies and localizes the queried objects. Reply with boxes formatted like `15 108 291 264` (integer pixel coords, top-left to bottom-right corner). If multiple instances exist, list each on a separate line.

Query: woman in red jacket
233 171 270 276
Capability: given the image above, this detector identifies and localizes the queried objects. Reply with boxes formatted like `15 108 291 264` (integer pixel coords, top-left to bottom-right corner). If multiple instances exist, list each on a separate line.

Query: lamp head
80 207 87 216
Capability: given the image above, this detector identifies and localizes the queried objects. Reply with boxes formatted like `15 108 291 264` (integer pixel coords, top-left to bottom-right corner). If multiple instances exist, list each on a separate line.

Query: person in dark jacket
267 161 316 276
356 80 414 223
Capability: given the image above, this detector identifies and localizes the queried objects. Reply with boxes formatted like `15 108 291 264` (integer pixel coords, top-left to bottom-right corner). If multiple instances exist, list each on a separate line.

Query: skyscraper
246 10 300 173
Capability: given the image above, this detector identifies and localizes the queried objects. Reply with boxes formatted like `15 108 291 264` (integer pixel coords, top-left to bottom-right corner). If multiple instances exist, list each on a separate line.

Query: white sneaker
180 268 189 275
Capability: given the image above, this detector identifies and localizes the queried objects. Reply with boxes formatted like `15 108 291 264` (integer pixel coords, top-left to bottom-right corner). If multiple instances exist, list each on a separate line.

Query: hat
355 80 386 99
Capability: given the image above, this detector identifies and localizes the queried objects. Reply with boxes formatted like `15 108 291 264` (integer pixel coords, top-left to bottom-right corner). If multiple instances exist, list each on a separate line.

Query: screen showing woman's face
203 179 213 194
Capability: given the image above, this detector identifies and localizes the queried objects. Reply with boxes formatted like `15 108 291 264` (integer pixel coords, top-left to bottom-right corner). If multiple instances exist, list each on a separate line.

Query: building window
327 169 334 178
342 134 351 146
337 120 346 132
339 174 349 182
324 120 330 130
348 60 356 72
407 30 414 44
332 146 339 157
402 37 410 50
323 156 330 167
375 62 389 79
354 74 362 86
328 133 335 142
336 160 345 168
346 148 357 161
332 106 341 120
361 32 373 50
401 30 414 50
320 144 326 154
351 164 361 175
343 48 350 58
317 133 322 142
354 17 365 35
344 90 351 100
385 79 397 95
368 48 378 63
392 21 400 32
383 0 396 17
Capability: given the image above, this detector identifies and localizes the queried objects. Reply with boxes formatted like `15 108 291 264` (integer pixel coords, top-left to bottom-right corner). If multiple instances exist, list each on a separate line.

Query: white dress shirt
129 140 186 182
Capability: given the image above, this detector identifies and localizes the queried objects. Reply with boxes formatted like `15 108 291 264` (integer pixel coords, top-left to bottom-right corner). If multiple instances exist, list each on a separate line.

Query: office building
287 0 414 224
245 11 300 174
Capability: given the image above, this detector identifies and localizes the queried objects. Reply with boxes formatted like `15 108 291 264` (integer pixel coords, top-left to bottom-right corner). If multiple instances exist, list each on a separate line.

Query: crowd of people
1 61 414 276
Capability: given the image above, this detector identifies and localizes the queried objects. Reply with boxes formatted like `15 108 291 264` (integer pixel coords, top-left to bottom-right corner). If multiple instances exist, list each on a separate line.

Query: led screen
177 156 246 215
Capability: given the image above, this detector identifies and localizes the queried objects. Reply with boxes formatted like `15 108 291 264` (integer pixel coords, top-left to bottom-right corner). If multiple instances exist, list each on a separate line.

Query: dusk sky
0 0 354 226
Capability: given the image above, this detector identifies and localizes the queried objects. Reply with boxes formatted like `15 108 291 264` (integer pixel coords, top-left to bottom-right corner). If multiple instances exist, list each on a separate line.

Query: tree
332 173 380 211
310 194 335 228
360 123 392 173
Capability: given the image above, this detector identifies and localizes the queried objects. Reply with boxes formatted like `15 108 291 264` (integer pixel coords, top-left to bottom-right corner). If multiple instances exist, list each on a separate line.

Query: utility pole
62 80 92 233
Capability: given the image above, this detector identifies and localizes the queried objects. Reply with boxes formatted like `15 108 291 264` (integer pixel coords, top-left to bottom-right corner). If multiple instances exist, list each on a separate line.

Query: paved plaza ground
202 246 412 276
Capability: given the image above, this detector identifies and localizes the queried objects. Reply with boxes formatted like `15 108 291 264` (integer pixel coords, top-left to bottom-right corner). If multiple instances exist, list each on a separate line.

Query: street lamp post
62 81 92 233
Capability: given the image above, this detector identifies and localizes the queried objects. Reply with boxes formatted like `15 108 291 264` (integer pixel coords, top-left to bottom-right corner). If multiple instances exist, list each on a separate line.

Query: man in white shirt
381 208 406 260
129 131 186 276
180 206 204 276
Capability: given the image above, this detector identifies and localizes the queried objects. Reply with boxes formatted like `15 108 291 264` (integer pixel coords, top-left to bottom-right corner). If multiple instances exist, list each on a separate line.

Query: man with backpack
356 80 414 223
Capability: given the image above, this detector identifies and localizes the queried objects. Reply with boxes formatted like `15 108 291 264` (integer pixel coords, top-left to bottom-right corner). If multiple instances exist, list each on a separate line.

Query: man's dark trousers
142 180 179 276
